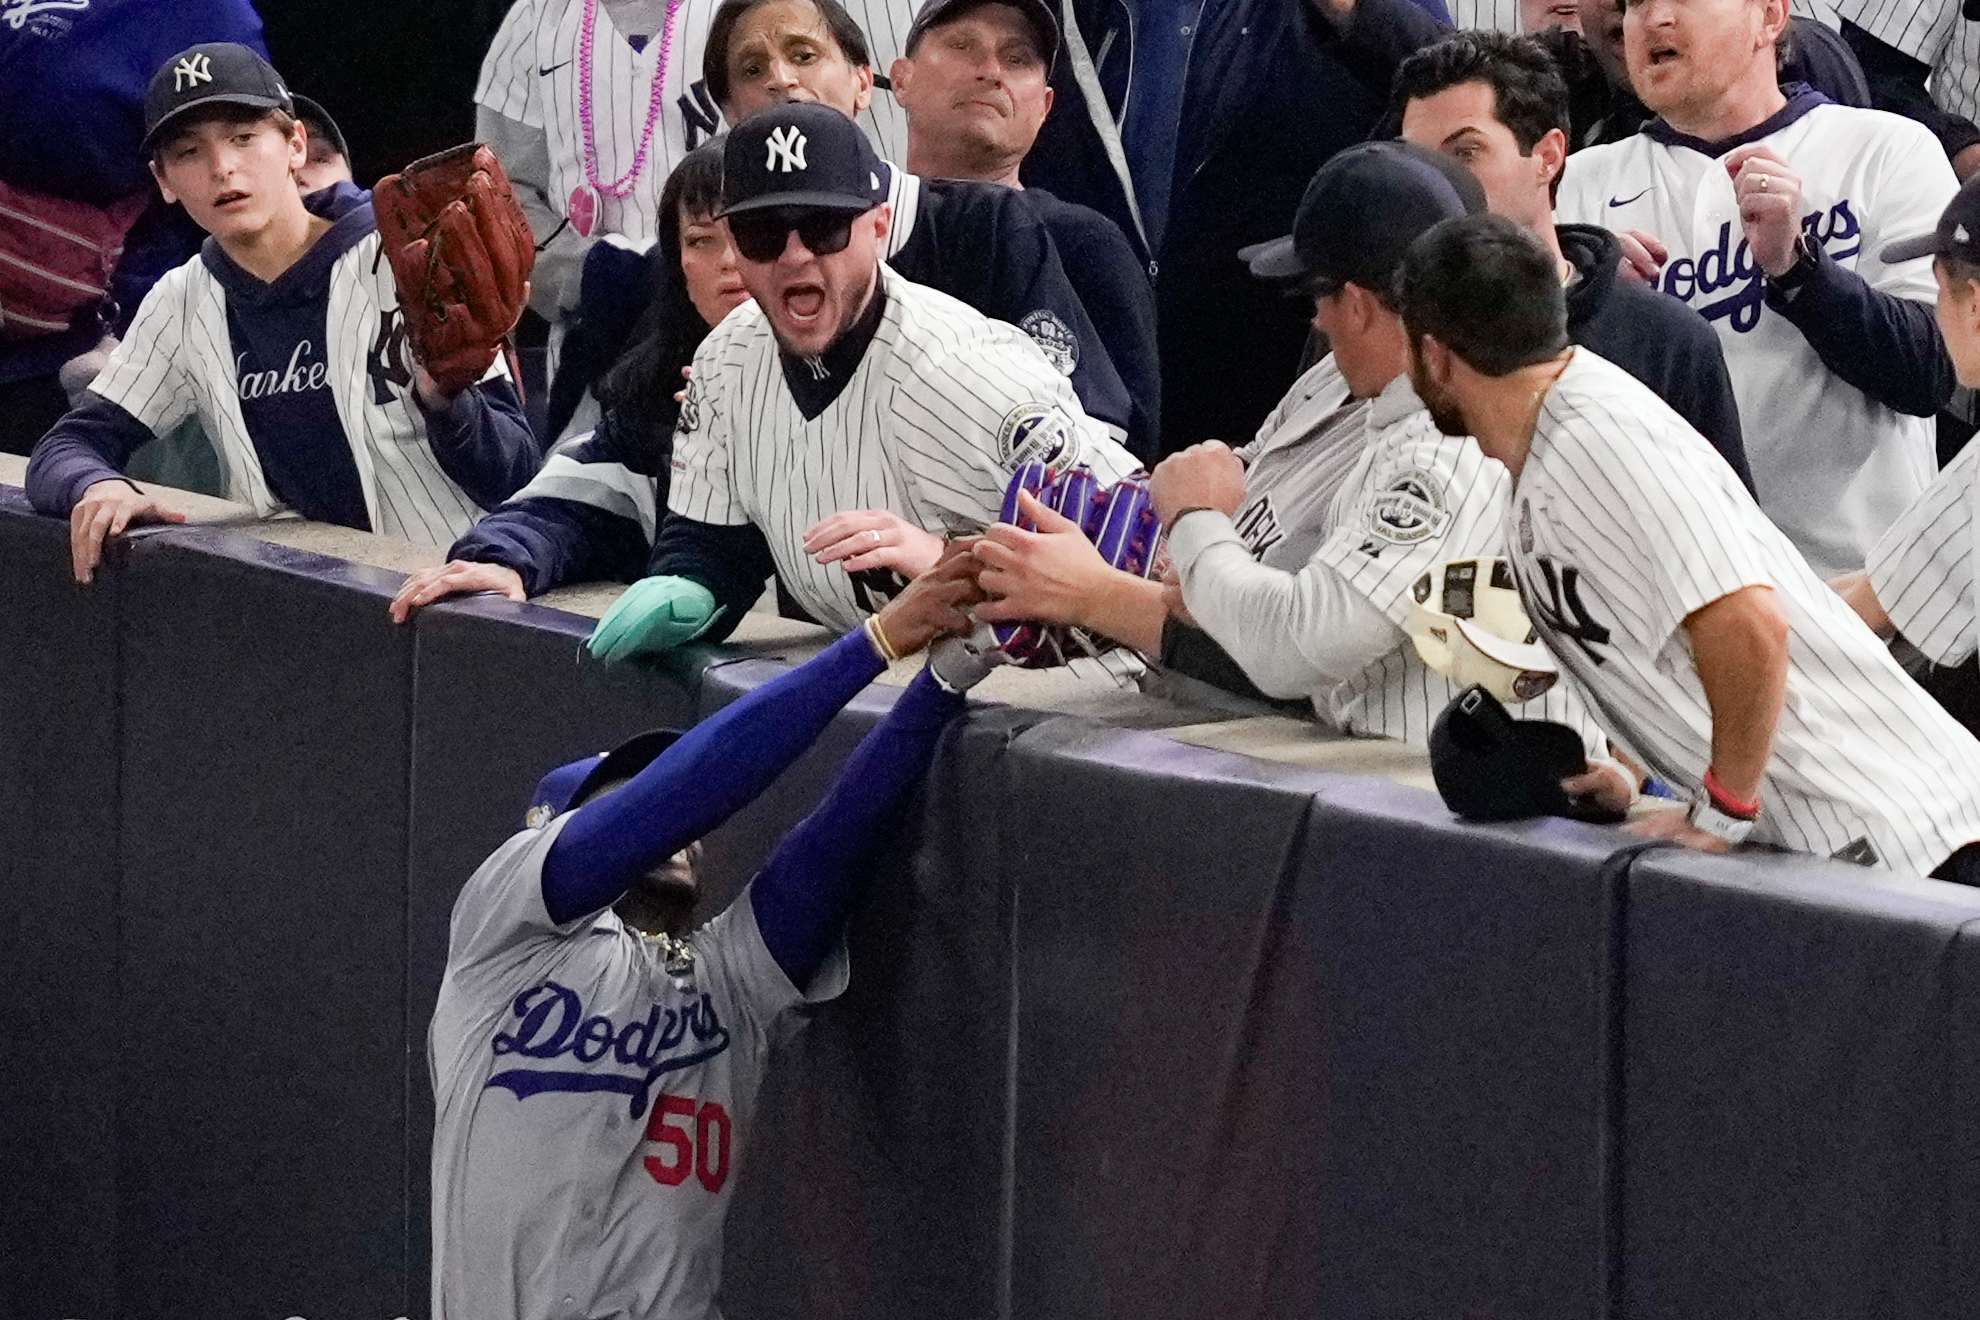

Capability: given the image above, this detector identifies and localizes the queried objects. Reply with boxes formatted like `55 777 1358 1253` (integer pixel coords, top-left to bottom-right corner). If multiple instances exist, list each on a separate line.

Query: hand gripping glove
988 460 1163 669
587 576 724 662
372 143 535 398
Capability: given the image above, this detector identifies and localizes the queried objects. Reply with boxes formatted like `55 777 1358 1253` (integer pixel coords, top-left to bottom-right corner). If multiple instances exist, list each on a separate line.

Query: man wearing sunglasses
586 102 1141 661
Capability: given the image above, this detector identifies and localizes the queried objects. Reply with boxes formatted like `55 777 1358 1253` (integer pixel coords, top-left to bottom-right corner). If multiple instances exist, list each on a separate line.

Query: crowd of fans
10 0 1980 876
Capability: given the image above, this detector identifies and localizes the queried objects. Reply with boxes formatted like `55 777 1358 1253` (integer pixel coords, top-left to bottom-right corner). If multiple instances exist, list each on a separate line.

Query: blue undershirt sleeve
539 627 886 924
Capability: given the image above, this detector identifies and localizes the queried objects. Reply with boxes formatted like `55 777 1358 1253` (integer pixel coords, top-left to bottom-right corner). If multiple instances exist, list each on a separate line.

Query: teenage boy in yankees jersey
584 103 1138 660
1144 144 1626 785
431 559 990 1320
1402 215 1980 878
26 44 541 581
1554 0 1957 578
1835 174 1980 713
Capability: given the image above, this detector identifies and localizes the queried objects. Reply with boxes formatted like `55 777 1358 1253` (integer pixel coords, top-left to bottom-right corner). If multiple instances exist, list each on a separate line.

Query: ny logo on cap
1959 223 1973 245
173 53 214 91
765 125 807 173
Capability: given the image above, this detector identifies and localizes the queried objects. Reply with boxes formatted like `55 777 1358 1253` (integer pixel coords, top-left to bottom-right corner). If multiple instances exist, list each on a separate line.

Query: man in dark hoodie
1394 29 1754 490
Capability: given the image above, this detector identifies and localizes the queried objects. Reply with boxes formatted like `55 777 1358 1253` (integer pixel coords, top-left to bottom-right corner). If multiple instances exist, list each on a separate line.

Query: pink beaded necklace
569 0 682 237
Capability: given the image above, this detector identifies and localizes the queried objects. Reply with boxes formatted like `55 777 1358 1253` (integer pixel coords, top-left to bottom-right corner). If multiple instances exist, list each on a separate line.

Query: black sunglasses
727 207 861 263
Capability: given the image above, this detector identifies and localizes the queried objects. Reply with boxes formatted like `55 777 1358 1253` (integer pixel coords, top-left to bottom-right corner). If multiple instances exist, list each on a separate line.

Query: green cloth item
586 576 723 661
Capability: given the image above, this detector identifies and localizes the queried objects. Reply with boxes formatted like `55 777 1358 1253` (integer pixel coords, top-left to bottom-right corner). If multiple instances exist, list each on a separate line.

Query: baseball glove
990 460 1163 667
372 143 534 398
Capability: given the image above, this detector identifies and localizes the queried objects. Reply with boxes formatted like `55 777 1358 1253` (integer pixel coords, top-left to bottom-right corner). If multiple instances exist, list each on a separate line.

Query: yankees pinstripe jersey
475 0 916 249
25 185 536 547
1509 348 1980 873
1229 355 1371 575
1447 0 1520 32
1865 430 1980 666
430 814 845 1320
668 264 1138 630
1557 95 1957 577
1172 374 1608 751
1837 0 1980 122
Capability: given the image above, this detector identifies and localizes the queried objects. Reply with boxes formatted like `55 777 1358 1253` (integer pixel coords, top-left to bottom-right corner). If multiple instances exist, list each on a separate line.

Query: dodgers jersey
1557 96 1955 577
668 264 1139 631
430 814 846 1320
1837 0 1980 122
476 0 915 249
1171 374 1608 751
1866 429 1980 666
1509 348 1980 872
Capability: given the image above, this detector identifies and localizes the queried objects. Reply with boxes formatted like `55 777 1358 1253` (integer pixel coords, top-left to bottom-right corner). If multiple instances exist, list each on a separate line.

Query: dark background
260 1 511 184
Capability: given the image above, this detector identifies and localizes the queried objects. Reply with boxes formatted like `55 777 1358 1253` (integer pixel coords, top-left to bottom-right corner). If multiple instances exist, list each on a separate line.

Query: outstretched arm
540 554 980 923
749 666 966 991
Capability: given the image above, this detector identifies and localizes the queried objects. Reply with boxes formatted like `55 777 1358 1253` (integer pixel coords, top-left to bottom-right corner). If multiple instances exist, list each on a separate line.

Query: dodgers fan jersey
1557 95 1956 577
476 0 915 247
1171 374 1608 750
668 264 1139 631
429 814 846 1320
1866 430 1980 666
1509 348 1980 873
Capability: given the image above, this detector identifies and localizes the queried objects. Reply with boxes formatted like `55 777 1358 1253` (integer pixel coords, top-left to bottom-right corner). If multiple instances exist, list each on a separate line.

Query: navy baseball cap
1241 141 1487 292
905 0 1060 73
1428 686 1624 824
1883 171 1980 265
143 43 295 153
522 729 683 828
721 103 887 217
292 95 350 165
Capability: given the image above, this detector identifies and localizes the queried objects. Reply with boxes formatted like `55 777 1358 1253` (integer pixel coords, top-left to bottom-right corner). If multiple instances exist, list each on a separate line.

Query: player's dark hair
594 138 730 451
1399 214 1570 377
1941 254 1980 290
703 0 874 110
148 104 298 169
1390 32 1570 203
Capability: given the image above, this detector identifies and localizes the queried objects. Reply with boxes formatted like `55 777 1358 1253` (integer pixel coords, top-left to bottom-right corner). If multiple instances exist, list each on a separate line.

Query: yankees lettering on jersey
487 979 732 1115
668 265 1137 631
235 338 328 399
475 0 917 245
1507 348 1980 873
1559 95 1956 576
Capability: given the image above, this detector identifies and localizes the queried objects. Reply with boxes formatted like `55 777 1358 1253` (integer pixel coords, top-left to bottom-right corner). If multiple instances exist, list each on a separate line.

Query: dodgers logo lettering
486 980 732 1118
1659 202 1861 333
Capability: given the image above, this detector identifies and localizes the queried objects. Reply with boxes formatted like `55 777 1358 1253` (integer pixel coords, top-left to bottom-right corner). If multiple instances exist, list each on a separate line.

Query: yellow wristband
863 615 901 664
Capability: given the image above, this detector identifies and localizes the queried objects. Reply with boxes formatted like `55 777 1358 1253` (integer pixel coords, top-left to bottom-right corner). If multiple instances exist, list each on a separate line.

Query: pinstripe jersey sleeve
1838 0 1955 66
88 265 196 438
475 0 545 129
889 329 1139 529
1866 433 1979 665
665 335 749 525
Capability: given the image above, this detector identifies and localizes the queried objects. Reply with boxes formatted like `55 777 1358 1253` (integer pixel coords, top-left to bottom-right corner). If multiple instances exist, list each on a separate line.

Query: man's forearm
1082 573 1169 655
1687 586 1790 801
1829 569 1895 640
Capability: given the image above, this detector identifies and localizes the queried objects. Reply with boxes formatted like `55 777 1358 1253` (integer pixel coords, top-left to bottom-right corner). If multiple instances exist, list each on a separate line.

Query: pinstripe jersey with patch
1837 0 1980 121
87 237 500 547
475 0 916 249
668 264 1139 630
1509 348 1980 873
1300 377 1609 747
1866 428 1980 666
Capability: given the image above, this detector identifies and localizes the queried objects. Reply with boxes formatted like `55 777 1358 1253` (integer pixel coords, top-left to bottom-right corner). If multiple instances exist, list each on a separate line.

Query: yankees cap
523 729 684 828
1428 687 1621 824
292 95 351 165
143 43 294 153
1883 171 1980 265
1241 140 1486 292
721 103 888 217
905 0 1060 73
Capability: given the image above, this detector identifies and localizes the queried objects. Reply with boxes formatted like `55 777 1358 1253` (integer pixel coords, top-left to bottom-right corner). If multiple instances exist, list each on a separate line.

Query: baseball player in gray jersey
583 102 1137 661
430 557 986 1320
1836 175 1980 688
1402 213 1980 877
1150 142 1622 776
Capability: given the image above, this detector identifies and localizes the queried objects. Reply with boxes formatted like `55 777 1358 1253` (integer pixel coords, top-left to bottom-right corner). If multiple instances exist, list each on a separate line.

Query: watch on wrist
1688 797 1756 845
1767 235 1817 294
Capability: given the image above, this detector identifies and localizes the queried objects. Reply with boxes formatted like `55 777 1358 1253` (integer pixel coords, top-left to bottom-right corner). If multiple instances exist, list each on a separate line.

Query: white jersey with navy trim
1509 348 1980 873
668 265 1139 631
1171 375 1609 751
1838 0 1980 122
1557 100 1956 577
475 0 915 248
88 247 499 547
429 813 846 1320
1866 431 1980 666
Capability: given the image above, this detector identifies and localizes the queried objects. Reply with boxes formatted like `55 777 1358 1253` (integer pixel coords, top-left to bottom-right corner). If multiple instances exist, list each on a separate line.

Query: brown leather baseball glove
372 143 534 398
